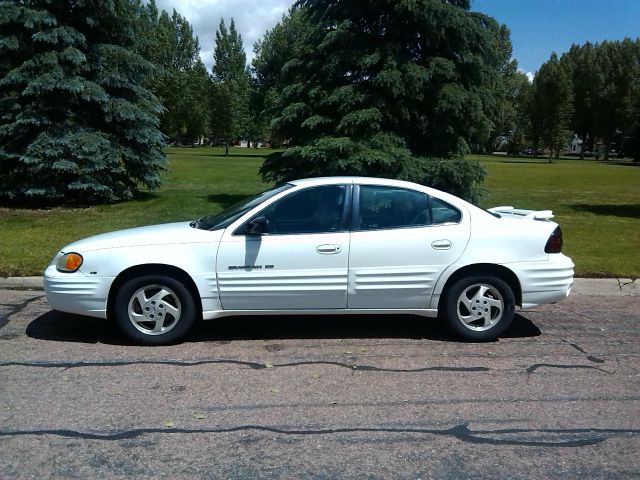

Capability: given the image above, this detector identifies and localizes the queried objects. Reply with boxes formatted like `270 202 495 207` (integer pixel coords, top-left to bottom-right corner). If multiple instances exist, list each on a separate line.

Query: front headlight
56 252 83 272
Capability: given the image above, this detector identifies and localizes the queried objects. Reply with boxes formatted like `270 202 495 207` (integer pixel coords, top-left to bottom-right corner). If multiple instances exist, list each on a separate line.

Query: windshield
190 184 293 231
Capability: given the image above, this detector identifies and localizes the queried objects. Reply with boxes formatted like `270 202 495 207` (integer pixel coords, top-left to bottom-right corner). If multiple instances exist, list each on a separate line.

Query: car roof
289 176 425 189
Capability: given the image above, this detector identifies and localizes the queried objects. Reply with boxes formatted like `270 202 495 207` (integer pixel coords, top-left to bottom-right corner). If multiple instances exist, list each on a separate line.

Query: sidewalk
0 276 637 295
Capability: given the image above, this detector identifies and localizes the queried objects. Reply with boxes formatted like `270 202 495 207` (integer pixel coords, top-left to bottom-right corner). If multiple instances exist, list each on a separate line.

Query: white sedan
44 177 574 344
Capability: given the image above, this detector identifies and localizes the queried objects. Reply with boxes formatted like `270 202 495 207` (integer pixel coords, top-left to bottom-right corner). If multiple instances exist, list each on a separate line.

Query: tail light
545 227 563 253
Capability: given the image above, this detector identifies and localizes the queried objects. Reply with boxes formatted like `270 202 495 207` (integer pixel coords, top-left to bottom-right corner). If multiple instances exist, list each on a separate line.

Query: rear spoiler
488 206 554 220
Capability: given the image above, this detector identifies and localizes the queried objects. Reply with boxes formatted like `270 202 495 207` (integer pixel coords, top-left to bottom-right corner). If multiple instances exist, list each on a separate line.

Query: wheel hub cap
456 283 504 332
128 285 181 336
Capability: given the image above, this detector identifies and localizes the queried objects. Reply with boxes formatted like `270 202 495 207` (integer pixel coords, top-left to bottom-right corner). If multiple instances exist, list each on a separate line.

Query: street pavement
0 280 638 479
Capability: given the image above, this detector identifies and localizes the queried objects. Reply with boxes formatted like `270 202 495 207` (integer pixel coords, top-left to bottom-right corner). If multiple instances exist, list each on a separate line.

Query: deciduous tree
528 54 573 161
561 42 599 157
502 71 532 155
592 39 639 159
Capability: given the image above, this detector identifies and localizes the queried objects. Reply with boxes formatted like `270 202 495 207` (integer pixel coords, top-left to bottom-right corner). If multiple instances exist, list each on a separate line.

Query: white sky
154 0 296 70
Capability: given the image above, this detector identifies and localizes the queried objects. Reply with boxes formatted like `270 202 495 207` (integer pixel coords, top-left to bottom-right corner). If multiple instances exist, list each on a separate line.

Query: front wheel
443 276 515 341
113 275 196 345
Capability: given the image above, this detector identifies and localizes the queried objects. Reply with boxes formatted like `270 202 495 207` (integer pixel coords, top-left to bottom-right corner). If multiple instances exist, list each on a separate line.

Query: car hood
61 222 224 253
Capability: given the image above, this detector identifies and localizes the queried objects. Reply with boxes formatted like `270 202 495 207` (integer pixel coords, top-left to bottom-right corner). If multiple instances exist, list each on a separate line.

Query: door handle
431 239 452 250
316 244 342 254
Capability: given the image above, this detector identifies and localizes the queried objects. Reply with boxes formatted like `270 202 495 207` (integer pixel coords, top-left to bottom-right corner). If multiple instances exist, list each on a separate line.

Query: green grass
0 147 270 276
475 155 640 278
0 148 638 277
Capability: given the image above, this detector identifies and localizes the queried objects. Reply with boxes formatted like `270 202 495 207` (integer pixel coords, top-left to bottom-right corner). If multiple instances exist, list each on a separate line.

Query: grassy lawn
0 147 638 277
0 147 270 277
476 154 639 278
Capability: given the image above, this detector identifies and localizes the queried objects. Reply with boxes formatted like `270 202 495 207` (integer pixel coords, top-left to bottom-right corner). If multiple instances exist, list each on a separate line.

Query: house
569 134 583 154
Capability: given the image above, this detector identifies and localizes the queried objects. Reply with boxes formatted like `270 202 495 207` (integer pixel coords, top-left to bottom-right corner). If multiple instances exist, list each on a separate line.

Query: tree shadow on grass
568 203 640 219
26 311 539 345
190 151 269 159
501 160 550 164
597 160 640 167
0 191 160 210
127 192 160 204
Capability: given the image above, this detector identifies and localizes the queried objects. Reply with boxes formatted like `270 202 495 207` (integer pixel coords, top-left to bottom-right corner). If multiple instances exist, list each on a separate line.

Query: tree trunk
225 139 229 157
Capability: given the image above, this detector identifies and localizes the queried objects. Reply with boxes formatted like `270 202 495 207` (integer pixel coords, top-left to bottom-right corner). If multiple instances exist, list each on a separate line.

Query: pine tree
259 0 507 202
0 0 165 205
211 18 250 156
252 6 314 146
134 3 210 145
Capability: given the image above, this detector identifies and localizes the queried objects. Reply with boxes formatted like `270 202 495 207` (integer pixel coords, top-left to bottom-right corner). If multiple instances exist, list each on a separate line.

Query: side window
357 185 431 230
254 185 347 234
431 196 461 224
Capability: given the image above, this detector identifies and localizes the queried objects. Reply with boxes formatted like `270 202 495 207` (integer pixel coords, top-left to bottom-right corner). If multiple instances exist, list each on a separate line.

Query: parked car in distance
44 177 574 345
520 148 544 156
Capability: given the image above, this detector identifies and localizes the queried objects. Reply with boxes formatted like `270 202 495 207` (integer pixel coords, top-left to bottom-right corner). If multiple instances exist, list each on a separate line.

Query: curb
570 278 638 296
0 276 637 296
0 277 43 290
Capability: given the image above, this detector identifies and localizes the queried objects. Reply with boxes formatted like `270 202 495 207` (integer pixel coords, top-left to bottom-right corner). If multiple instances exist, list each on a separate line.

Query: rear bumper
511 254 575 308
43 266 112 318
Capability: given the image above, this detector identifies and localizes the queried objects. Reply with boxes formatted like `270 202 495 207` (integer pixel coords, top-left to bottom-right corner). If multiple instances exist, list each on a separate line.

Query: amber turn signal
56 253 83 272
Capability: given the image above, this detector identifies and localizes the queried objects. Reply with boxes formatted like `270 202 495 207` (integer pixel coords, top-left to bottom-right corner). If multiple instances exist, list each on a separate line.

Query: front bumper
43 266 113 319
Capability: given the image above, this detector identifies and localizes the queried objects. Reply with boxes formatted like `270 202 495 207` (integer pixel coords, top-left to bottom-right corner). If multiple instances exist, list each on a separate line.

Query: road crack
616 278 637 291
526 363 612 375
0 423 637 448
0 295 45 331
559 338 606 364
0 358 490 373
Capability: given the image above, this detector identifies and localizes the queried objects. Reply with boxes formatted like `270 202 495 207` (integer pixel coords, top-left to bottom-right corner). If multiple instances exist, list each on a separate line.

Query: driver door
216 184 350 310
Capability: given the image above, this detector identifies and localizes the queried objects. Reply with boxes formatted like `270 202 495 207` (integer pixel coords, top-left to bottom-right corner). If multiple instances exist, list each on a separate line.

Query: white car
44 177 574 344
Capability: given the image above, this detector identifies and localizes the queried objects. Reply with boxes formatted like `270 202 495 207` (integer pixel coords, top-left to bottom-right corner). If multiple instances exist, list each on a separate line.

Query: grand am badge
228 265 275 270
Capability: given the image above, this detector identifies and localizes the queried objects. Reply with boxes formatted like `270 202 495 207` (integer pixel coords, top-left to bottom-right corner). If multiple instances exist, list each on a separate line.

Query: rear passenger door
348 185 470 309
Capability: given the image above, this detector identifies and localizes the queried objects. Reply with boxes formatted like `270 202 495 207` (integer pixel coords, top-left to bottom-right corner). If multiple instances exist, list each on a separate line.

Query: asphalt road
0 287 639 479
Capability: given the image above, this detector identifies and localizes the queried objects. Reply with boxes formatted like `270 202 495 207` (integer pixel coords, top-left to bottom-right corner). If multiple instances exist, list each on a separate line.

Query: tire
443 275 515 341
113 275 196 345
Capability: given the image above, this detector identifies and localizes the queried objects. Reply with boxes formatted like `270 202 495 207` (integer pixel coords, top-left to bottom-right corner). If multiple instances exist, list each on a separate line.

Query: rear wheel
444 275 515 341
114 275 196 345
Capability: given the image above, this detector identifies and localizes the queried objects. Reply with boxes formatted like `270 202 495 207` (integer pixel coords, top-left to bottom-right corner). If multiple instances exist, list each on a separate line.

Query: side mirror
246 216 269 235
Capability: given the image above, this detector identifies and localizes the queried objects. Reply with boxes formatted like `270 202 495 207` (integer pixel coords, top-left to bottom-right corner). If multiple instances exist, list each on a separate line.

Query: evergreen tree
211 18 250 156
528 53 573 161
252 6 314 146
134 3 210 144
0 0 165 205
260 0 508 202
